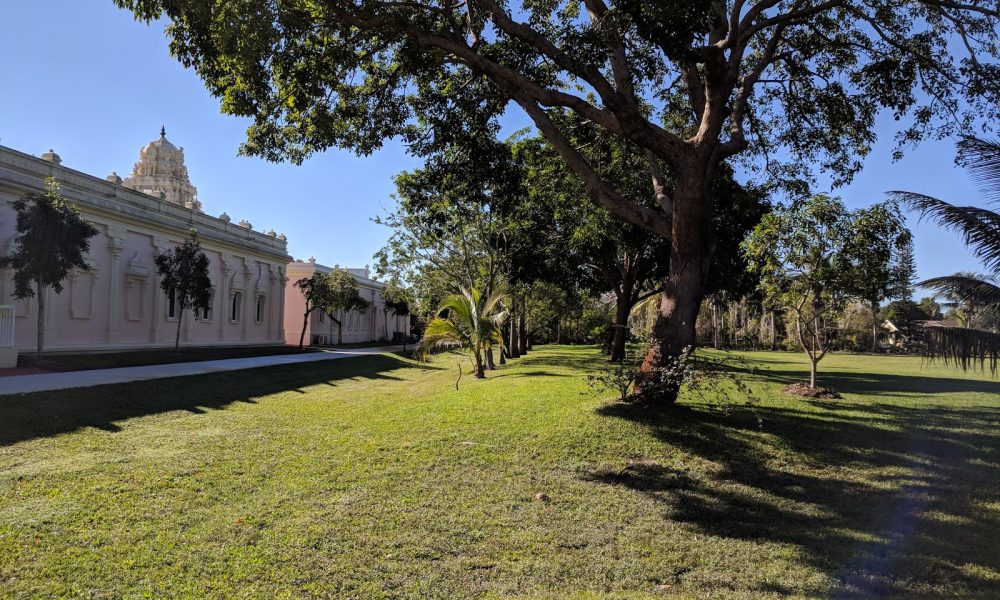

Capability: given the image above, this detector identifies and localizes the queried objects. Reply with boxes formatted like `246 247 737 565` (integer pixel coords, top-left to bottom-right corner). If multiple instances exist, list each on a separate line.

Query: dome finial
160 125 166 138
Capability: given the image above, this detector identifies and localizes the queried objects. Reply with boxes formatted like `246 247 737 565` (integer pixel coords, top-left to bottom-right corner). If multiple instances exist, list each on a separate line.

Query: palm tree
891 136 1000 375
419 287 508 379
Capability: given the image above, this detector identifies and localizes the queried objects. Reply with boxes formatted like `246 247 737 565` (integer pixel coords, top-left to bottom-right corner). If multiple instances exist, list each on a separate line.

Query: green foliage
894 136 1000 373
743 195 882 386
0 178 98 298
586 345 644 401
419 287 508 380
294 269 368 347
0 178 99 356
154 230 213 352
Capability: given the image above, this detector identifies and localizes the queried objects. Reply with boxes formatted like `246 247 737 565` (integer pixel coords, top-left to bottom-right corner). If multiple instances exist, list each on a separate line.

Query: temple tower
122 127 202 211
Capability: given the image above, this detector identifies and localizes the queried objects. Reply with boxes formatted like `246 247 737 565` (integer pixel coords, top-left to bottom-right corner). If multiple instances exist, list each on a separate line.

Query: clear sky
0 0 989 286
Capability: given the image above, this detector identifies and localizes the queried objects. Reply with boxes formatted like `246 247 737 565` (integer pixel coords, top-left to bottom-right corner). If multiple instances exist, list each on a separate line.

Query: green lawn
1 346 998 598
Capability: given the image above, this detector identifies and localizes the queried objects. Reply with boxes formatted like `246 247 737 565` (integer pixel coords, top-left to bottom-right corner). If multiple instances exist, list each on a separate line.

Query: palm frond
920 275 1000 308
891 192 1000 275
922 326 1000 376
957 136 1000 205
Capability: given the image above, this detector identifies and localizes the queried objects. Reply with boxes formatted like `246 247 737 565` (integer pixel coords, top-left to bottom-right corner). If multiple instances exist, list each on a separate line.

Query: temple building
284 258 410 346
0 131 291 353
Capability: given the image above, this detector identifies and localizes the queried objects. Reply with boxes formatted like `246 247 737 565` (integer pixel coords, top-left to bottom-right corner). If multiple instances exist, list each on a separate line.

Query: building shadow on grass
0 353 432 447
593 395 1000 598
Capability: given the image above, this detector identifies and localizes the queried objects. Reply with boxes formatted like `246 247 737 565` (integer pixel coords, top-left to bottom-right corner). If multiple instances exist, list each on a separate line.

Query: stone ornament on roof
122 128 203 212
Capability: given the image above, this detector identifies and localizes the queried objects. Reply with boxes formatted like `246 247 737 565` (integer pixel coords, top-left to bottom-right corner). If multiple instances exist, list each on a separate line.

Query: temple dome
122 127 202 211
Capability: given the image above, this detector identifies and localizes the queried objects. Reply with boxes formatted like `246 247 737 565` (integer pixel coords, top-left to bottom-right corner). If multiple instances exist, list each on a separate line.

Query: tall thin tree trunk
712 300 719 349
486 347 496 370
175 305 184 353
299 308 311 348
35 281 45 358
518 295 527 354
636 172 712 404
871 302 879 353
509 318 520 358
769 310 776 350
611 290 630 362
810 358 818 389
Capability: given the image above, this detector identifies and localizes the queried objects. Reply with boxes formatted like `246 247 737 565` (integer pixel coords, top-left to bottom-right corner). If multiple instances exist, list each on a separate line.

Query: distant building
284 258 409 346
0 131 290 353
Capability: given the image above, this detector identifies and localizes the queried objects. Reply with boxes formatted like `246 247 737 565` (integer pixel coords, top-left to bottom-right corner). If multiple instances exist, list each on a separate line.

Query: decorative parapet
0 145 290 262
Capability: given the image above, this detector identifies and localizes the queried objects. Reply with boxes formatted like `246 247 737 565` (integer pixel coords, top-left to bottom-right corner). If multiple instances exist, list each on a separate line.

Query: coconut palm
891 136 1000 374
419 287 508 379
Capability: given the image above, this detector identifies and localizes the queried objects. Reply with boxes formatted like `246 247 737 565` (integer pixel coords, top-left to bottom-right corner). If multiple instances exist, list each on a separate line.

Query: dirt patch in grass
783 382 843 399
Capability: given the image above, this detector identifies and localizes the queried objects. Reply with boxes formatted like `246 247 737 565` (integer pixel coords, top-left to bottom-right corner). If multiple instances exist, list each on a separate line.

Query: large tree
117 0 1000 402
0 178 99 357
154 230 213 353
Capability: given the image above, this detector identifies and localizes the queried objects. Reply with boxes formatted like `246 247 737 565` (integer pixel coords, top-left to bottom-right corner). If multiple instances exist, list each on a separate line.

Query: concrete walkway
0 345 405 395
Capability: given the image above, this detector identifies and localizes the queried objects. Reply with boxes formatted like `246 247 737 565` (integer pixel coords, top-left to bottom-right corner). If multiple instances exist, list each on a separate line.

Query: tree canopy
0 178 99 357
154 230 213 352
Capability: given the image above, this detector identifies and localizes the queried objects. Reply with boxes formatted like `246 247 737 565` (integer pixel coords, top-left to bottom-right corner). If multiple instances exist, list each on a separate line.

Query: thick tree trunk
518 296 527 354
36 281 45 358
486 347 496 370
473 351 485 379
635 172 713 405
610 290 631 362
336 315 343 345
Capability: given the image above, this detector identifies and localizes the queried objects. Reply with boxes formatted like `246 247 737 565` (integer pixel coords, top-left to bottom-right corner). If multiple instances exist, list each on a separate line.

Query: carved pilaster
150 235 169 342
241 262 252 341
277 268 287 342
106 225 126 343
218 254 232 342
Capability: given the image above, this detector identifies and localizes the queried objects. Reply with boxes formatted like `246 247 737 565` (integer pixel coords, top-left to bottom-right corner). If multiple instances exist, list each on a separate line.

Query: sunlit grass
0 346 997 598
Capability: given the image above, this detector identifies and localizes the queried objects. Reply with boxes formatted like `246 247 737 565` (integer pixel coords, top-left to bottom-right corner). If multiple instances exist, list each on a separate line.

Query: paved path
0 346 405 396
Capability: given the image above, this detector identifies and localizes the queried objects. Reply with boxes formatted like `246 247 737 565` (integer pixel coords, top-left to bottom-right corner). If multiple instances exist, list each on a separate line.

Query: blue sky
0 0 988 286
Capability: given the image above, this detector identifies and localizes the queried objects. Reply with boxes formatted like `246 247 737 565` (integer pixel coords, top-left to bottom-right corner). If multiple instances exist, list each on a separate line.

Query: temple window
201 292 213 321
166 288 178 320
255 295 265 323
231 291 243 322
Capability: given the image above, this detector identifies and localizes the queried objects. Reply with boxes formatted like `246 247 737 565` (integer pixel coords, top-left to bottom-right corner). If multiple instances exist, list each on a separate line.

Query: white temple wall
0 142 291 353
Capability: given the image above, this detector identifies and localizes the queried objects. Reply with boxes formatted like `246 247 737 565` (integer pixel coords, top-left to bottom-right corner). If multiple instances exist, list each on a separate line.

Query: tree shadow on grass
0 353 430 447
592 399 1000 598
752 366 999 396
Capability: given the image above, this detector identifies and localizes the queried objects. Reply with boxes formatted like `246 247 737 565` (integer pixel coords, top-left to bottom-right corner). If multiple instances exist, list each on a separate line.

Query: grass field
1 346 998 598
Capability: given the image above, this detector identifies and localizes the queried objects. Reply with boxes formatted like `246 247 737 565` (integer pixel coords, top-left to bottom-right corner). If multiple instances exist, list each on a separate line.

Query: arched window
255 295 265 323
167 288 177 320
201 292 213 321
231 291 243 322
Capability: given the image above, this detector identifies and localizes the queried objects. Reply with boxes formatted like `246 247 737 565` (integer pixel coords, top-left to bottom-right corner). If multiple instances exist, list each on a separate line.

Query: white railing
0 305 14 348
